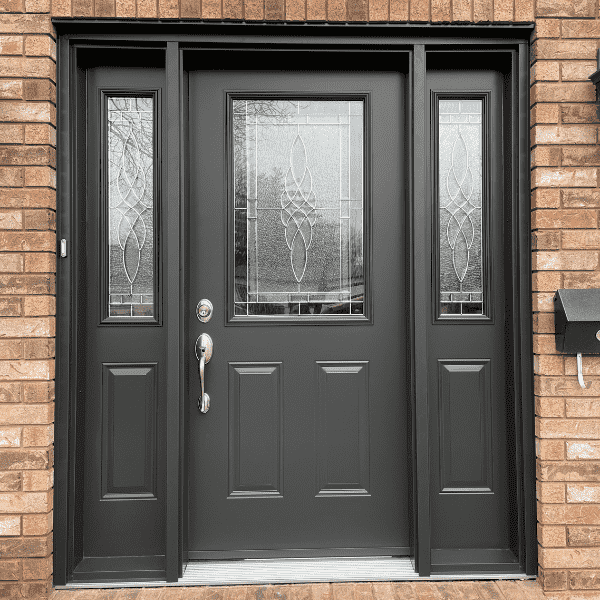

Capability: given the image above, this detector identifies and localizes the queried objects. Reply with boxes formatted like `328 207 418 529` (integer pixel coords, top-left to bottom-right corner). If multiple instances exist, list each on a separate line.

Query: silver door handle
195 333 213 413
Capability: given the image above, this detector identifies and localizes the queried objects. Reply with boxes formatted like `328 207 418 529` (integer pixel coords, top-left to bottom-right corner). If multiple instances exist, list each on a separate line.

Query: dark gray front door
187 68 409 559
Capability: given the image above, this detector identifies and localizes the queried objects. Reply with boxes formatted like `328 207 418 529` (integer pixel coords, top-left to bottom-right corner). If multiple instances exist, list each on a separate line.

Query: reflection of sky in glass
107 97 155 318
234 100 365 316
438 99 484 316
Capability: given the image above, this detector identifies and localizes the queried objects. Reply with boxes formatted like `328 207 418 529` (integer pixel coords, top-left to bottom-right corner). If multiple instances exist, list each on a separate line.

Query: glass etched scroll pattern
233 100 364 316
438 100 483 316
107 97 155 318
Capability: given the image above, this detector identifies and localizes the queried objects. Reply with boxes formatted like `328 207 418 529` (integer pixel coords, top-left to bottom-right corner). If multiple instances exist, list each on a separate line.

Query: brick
24 166 55 188
347 0 366 20
536 0 596 17
534 334 559 354
568 527 600 548
562 146 600 167
23 339 53 360
538 481 565 503
23 80 55 104
563 189 600 208
562 20 600 38
50 0 71 15
0 125 23 146
0 383 20 403
22 469 51 491
0 102 53 124
0 559 19 581
568 572 600 591
286 0 306 20
541 570 567 591
564 273 600 289
0 81 22 100
25 0 50 11
493 0 511 21
430 0 450 21
532 231 560 250
532 271 562 291
138 0 158 17
562 61 597 82
532 125 597 145
180 0 201 17
24 36 54 59
21 424 52 447
0 300 21 318
569 485 600 504
562 104 599 124
567 442 600 460
540 503 600 525
532 82 595 104
0 449 47 470
0 254 22 272
0 274 54 295
202 0 221 15
566 357 600 375
537 397 565 417
0 231 54 252
0 14 52 35
533 291 556 310
246 0 265 18
22 381 52 403
538 439 565 460
542 463 600 483
473 0 492 21
158 0 178 16
0 188 54 209
0 146 54 168
23 209 54 231
0 0 23 11
409 0 427 20
95 0 114 16
452 0 470 21
533 251 598 271
0 472 20 491
0 359 53 381
22 511 50 535
0 341 22 360
0 167 23 187
533 210 597 229
369 0 387 20
536 375 600 396
0 534 50 557
563 231 600 250
531 146 561 167
532 168 597 188
534 39 597 60
24 253 53 273
532 188 560 209
71 0 92 16
532 61 559 82
535 19 560 39
22 555 51 580
0 57 54 79
538 419 600 439
538 524 566 547
0 211 22 230
389 0 408 20
568 400 600 418
0 427 20 447
534 312 555 333
22 296 54 317
514 0 533 21
0 316 53 337
534 355 563 375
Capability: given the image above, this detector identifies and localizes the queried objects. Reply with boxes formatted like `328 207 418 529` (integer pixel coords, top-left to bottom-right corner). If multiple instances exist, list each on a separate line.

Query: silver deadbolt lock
196 299 213 323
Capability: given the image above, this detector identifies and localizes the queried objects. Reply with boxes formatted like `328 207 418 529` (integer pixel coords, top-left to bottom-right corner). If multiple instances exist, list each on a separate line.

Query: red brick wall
2 0 600 597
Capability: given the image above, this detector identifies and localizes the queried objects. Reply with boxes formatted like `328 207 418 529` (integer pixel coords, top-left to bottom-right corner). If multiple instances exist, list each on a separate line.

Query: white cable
578 352 587 389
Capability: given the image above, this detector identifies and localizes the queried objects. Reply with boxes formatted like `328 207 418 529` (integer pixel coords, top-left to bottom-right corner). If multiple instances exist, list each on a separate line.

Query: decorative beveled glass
438 99 484 317
233 99 365 318
107 96 155 319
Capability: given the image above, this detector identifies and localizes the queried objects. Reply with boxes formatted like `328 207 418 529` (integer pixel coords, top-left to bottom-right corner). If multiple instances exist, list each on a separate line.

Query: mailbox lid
555 289 600 322
555 289 600 354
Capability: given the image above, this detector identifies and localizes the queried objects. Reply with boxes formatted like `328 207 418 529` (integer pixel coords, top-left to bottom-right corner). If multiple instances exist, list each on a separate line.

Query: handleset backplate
196 299 213 323
195 333 213 363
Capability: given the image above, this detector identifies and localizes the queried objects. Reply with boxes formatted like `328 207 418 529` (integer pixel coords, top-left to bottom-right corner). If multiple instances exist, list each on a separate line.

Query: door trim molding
54 21 534 586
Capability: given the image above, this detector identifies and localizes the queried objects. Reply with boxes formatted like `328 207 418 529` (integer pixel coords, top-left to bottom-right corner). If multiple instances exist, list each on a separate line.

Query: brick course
0 0 595 597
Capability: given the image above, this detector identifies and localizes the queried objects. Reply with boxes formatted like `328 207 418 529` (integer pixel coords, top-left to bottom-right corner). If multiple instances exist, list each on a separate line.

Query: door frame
54 21 535 585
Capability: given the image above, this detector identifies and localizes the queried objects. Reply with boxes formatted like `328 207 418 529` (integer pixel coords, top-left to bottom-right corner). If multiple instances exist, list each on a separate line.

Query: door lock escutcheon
196 299 213 323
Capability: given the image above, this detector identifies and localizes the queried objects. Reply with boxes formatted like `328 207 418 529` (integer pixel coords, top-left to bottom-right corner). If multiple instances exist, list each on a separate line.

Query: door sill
56 556 532 588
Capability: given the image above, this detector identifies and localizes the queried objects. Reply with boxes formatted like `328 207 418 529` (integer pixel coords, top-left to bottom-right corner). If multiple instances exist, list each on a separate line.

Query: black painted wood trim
165 41 183 583
412 43 431 578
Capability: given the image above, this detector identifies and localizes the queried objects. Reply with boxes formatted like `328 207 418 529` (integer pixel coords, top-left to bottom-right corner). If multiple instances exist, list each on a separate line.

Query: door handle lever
195 333 213 413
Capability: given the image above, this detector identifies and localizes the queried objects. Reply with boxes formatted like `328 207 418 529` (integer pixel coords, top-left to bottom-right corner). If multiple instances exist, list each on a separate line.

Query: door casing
54 21 535 585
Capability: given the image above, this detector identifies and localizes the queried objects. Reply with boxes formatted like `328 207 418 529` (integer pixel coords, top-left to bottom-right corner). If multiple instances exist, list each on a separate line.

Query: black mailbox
554 289 600 353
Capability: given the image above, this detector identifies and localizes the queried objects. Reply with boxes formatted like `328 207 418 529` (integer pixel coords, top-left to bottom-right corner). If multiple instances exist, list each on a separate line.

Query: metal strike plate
195 333 213 363
197 299 213 323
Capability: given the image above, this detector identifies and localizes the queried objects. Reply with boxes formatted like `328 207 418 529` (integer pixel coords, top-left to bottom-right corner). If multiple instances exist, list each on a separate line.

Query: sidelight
232 98 366 319
106 96 157 320
437 99 485 318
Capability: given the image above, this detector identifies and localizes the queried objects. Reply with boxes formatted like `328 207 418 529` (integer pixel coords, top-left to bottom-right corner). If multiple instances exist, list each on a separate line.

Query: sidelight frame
54 21 535 586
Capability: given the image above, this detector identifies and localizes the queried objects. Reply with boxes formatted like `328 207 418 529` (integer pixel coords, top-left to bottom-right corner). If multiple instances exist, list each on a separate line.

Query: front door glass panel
232 98 365 319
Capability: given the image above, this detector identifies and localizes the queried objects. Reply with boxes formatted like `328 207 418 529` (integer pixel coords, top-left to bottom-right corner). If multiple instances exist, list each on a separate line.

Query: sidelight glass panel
233 99 365 317
107 96 155 319
438 99 484 317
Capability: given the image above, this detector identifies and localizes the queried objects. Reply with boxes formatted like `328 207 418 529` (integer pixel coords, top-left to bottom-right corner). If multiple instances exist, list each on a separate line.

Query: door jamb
54 22 535 585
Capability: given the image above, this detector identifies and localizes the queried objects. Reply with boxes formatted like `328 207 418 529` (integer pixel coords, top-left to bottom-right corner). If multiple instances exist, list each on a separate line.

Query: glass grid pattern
107 97 155 319
438 99 484 317
233 99 365 317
